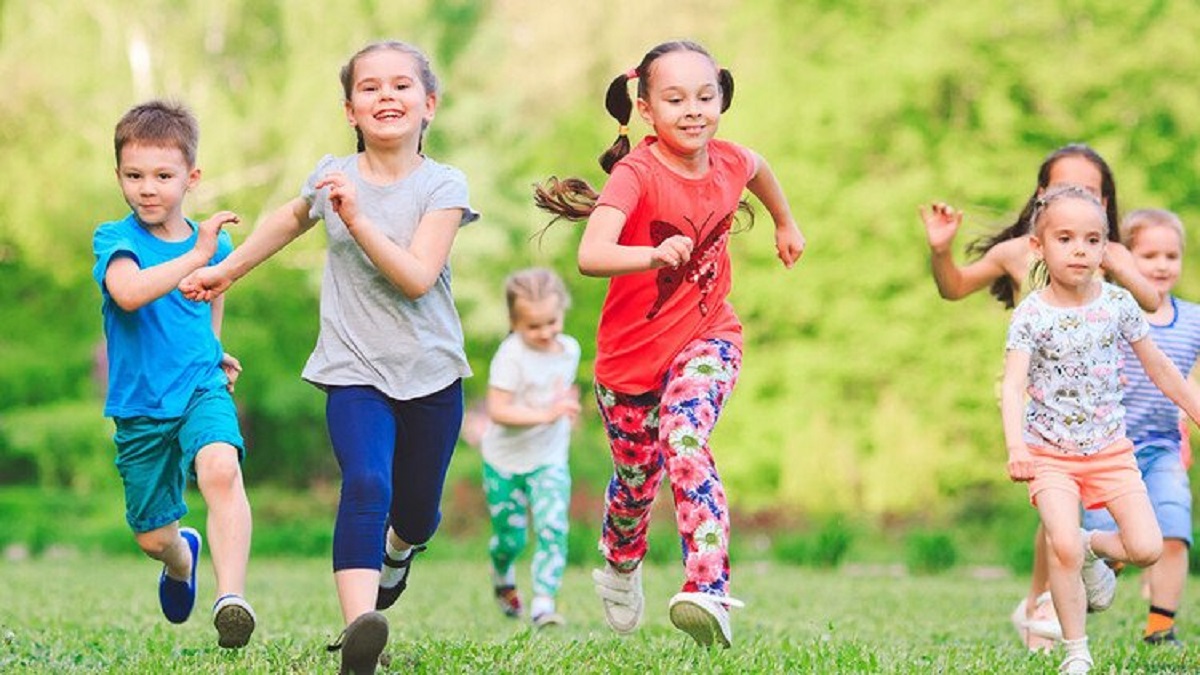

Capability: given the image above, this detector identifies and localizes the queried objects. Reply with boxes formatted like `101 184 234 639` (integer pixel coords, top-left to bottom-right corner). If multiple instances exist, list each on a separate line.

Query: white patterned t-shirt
1006 283 1150 455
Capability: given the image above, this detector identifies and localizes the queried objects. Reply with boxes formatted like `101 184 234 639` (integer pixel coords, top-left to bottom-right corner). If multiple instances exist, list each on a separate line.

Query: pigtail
599 71 636 174
718 68 734 112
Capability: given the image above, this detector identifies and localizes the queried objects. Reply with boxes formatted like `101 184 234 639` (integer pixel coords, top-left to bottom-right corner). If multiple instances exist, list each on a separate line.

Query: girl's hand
220 352 243 392
315 172 361 229
1006 444 1036 482
180 266 232 302
195 210 240 258
650 234 694 269
919 202 962 254
775 224 806 269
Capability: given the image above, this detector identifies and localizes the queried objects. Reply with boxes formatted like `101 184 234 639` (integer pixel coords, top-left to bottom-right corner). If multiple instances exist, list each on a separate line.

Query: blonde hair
504 267 570 323
1030 184 1107 235
1120 208 1185 250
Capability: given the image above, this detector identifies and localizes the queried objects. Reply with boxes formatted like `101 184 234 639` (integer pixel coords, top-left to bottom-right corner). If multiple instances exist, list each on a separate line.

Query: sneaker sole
669 600 728 648
214 604 256 649
340 612 388 675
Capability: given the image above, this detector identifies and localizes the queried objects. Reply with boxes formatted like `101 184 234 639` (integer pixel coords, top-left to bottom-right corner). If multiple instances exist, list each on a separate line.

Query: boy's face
1130 224 1183 297
116 143 199 228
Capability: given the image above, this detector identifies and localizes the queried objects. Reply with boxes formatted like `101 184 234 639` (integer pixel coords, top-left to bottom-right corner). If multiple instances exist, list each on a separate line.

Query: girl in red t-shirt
535 40 805 648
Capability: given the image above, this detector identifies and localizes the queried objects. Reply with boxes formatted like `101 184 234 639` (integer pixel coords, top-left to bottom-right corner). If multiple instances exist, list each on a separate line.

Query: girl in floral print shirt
1000 186 1200 675
535 40 805 648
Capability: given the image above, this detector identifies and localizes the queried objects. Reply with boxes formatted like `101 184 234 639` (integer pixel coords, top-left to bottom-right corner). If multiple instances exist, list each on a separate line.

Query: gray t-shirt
299 153 478 400
480 333 580 473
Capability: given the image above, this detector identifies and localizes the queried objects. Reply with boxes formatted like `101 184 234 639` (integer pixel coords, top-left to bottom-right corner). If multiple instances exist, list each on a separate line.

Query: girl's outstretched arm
1001 349 1035 482
745 152 805 268
181 198 316 301
1131 336 1200 423
920 203 1016 300
577 205 692 277
1101 242 1161 312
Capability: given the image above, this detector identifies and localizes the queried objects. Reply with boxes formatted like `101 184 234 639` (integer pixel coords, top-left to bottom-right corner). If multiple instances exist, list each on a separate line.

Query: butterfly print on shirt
646 211 734 320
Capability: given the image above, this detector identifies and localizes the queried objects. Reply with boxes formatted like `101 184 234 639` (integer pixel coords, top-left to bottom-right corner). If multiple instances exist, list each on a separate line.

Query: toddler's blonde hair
504 268 570 323
1120 208 1185 250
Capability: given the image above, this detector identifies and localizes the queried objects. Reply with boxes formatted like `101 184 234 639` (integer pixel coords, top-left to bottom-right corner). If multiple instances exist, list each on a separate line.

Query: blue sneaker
159 527 202 624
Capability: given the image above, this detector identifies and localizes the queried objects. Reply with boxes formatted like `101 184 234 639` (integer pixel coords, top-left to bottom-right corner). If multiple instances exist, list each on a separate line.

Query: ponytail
599 70 637 174
718 68 734 112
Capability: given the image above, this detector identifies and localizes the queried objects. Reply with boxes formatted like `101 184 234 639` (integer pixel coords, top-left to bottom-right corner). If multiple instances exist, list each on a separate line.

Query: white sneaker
591 565 643 634
668 592 745 648
1079 529 1116 613
1059 653 1093 674
1010 592 1062 648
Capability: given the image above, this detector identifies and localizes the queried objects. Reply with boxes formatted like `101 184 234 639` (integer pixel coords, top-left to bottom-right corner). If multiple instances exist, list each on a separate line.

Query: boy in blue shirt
92 100 255 649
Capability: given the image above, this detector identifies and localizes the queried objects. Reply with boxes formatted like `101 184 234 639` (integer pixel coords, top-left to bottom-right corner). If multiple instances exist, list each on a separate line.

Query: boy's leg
135 522 193 579
1141 447 1192 634
528 463 570 602
658 339 740 596
1035 488 1088 641
193 442 250 598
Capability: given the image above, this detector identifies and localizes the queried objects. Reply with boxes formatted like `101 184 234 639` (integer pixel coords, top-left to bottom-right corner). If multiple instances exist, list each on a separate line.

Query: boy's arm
745 151 805 269
1132 336 1200 423
105 210 239 311
210 294 243 392
1001 349 1035 482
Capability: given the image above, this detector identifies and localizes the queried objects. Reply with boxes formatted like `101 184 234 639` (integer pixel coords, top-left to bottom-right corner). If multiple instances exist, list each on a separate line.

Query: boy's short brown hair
114 100 199 167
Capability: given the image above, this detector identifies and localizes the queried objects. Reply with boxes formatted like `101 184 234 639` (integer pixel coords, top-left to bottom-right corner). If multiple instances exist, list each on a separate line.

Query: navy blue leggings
325 381 462 571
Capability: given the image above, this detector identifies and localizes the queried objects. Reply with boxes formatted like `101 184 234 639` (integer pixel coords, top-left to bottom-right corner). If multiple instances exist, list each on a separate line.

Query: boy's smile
116 143 198 238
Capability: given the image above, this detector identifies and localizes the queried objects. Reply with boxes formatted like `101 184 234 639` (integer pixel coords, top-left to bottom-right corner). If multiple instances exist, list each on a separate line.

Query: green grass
1 557 1195 674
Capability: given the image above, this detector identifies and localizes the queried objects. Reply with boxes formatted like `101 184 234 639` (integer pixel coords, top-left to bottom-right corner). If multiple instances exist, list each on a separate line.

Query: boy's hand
179 266 232 302
220 352 243 392
650 235 694 269
1006 444 1036 482
315 172 361 230
195 210 240 258
919 202 962 254
775 223 806 269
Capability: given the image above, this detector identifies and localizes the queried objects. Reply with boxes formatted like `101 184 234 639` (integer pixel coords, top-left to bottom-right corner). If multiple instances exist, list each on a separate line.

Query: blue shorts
1082 443 1192 546
113 386 245 533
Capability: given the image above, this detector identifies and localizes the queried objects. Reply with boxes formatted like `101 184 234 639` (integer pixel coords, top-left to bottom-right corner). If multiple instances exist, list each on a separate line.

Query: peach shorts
1028 438 1145 510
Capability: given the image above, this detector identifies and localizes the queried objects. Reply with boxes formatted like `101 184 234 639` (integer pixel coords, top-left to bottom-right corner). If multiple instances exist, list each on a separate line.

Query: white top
480 333 580 473
1006 282 1150 455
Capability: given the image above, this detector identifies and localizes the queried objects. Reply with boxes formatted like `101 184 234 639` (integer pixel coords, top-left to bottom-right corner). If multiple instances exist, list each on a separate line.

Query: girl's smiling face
636 50 722 161
344 49 436 149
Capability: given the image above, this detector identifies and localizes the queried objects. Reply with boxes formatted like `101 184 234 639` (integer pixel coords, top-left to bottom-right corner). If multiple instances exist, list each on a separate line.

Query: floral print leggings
595 338 740 596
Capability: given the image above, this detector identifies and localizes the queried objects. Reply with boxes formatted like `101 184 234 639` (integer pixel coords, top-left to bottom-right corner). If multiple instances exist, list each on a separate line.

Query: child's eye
158 173 172 180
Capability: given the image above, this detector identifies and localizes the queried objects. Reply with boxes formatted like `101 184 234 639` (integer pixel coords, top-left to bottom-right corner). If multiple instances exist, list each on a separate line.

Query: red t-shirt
592 137 756 393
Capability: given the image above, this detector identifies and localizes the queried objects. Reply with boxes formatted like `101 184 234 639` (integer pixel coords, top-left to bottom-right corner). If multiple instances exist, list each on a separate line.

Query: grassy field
1 556 1195 674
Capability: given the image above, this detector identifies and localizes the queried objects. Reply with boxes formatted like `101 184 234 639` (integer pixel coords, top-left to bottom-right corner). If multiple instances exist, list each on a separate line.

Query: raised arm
920 203 1016 300
106 211 239 311
1001 349 1035 482
1101 242 1161 312
1131 336 1200 424
745 151 805 268
577 204 692 277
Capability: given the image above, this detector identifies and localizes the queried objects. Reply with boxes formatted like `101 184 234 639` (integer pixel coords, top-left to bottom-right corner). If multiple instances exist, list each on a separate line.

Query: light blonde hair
1120 208 1185 251
504 267 570 323
1029 184 1107 236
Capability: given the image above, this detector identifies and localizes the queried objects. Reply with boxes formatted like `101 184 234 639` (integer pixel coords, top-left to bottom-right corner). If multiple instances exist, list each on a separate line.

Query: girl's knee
1126 537 1163 568
1049 538 1085 570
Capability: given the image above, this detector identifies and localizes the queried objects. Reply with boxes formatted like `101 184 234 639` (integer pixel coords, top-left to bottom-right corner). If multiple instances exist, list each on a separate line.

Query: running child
181 40 477 674
1000 186 1200 674
535 39 806 648
1081 208 1199 648
919 143 1159 649
93 100 255 649
480 267 581 629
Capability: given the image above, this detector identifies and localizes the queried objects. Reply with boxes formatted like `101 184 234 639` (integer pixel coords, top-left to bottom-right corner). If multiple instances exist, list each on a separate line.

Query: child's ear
1028 233 1042 257
187 167 201 189
636 97 653 126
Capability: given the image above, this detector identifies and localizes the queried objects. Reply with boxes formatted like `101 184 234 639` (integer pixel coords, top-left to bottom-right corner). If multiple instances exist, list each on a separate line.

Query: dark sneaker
1144 627 1183 648
213 594 257 648
327 611 389 675
159 527 202 624
375 544 426 611
494 584 523 618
